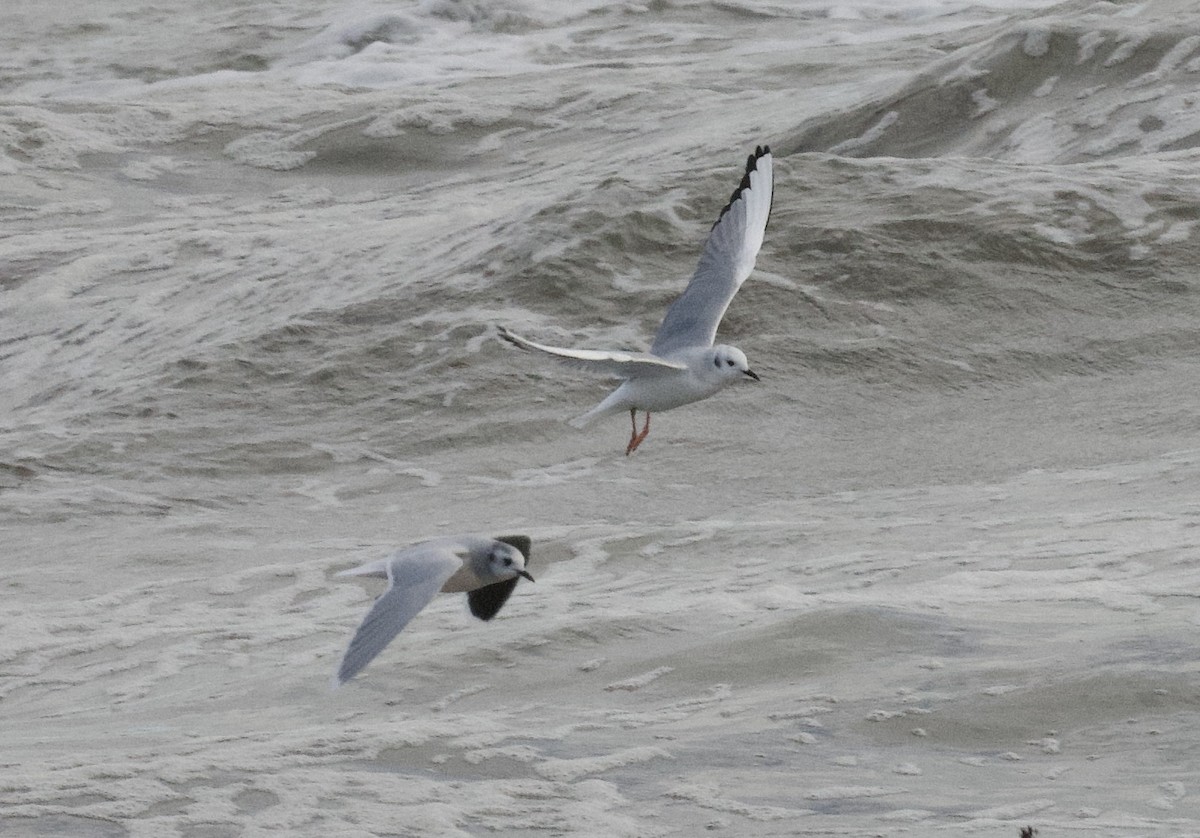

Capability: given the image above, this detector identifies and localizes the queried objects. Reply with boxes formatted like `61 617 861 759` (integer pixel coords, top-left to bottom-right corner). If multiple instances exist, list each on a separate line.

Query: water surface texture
4 1 1200 835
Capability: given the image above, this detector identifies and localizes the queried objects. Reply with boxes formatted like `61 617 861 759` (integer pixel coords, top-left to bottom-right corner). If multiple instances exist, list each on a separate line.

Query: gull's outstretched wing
499 326 686 377
650 146 773 356
334 544 463 686
467 535 531 621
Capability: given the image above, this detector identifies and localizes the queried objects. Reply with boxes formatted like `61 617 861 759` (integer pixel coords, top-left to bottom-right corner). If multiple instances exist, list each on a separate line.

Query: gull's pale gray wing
650 146 773 356
499 326 686 377
468 535 531 621
334 544 463 686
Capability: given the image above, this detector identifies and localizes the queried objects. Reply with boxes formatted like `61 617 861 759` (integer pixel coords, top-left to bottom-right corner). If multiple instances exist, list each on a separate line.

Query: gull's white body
568 344 749 426
333 535 533 686
500 146 773 452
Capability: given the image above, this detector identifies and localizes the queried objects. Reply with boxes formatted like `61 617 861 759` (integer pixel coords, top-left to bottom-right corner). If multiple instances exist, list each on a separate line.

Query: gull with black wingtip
500 145 773 455
332 535 534 686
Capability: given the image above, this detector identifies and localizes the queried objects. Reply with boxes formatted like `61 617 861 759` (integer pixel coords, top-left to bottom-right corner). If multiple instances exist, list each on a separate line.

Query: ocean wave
788 3 1200 162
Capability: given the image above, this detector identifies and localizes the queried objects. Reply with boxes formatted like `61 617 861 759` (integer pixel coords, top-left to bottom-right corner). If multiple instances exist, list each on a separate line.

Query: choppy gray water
4 0 1200 835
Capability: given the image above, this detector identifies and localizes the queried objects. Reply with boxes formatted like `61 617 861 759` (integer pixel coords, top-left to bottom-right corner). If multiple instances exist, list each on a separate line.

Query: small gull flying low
332 535 534 686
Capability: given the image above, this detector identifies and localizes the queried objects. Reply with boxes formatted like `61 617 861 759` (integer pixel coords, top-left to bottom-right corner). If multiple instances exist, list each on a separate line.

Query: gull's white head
488 542 535 582
710 345 760 384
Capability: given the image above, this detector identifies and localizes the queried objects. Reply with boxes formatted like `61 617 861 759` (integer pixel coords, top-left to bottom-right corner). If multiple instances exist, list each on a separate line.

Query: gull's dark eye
503 557 513 566
726 359 735 367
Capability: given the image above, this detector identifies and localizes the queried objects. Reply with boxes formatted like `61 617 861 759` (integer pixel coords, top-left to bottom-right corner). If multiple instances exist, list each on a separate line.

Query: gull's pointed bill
333 535 534 686
499 146 773 454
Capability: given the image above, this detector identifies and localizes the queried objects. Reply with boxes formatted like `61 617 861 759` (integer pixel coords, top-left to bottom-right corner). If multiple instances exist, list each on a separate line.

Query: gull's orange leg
625 410 652 456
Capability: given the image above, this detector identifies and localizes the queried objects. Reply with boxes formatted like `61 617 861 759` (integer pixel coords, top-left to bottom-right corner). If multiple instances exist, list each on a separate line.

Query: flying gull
333 535 534 685
500 145 773 454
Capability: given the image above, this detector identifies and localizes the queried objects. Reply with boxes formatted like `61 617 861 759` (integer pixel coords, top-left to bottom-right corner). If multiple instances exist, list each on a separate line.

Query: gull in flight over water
500 145 773 454
333 535 534 686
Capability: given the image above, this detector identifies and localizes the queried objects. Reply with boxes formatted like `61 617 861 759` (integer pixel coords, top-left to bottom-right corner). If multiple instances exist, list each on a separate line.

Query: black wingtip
468 577 520 621
497 326 525 350
712 145 772 230
495 534 531 560
746 144 769 169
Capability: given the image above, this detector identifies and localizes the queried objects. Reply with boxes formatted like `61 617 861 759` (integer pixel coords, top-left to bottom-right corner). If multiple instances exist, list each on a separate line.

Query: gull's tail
569 388 627 428
568 410 601 429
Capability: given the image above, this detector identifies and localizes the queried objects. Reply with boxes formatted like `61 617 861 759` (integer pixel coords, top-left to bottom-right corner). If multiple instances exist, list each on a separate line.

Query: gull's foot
625 411 651 456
